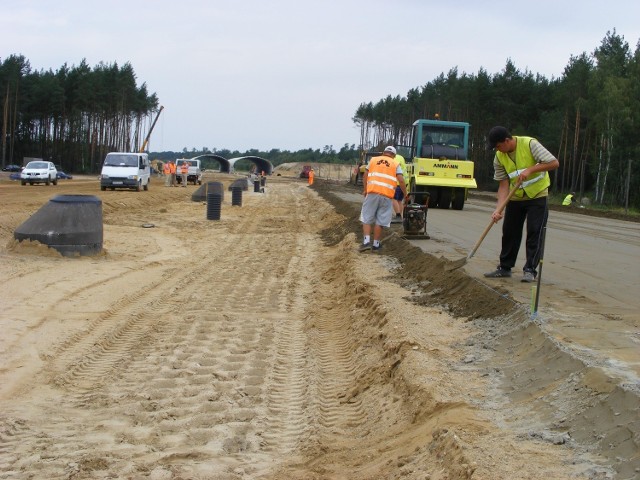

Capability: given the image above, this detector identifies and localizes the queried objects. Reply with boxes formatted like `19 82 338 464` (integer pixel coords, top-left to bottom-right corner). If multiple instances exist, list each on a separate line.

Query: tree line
2 30 638 208
1 55 159 173
353 30 639 209
0 53 358 173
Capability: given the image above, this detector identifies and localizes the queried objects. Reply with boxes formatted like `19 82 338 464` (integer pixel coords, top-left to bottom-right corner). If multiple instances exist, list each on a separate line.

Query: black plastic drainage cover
14 194 103 257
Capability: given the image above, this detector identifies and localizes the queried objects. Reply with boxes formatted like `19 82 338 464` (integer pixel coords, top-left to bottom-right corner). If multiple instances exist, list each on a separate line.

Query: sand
0 167 637 479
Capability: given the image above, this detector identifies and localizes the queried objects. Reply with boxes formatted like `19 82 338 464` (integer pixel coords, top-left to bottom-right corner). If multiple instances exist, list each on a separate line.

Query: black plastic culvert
14 194 103 257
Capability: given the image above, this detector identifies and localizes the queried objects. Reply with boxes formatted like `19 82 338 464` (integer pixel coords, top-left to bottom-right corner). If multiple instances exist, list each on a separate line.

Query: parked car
2 164 22 172
20 161 57 185
57 170 73 180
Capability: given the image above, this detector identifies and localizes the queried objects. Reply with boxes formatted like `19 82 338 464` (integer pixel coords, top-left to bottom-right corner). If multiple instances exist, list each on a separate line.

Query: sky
2 0 640 153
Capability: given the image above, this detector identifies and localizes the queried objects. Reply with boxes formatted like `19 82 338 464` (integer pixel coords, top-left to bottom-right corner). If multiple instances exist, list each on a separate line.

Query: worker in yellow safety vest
391 152 407 222
484 126 559 283
562 192 576 206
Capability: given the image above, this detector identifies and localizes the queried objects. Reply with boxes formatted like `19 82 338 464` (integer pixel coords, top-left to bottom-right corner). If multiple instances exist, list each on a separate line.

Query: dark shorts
393 186 404 201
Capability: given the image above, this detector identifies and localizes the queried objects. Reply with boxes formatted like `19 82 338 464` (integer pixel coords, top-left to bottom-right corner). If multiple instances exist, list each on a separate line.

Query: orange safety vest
180 162 189 174
366 155 399 198
169 162 176 174
163 163 170 175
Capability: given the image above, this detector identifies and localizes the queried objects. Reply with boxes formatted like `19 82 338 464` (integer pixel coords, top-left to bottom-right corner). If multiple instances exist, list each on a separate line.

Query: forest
1 58 159 175
354 30 640 209
1 30 638 208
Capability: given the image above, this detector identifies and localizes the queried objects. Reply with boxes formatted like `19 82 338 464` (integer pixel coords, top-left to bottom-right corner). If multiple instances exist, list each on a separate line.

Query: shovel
446 182 521 271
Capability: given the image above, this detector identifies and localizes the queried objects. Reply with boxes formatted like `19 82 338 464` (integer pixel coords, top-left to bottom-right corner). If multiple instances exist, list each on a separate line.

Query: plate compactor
401 192 430 240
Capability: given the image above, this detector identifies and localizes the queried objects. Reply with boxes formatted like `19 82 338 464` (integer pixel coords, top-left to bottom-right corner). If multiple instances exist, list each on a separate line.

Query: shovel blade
445 256 468 271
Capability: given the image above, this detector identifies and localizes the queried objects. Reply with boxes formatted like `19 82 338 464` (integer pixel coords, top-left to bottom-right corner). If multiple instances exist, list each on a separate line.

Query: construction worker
359 146 407 252
484 126 560 283
168 160 177 187
391 151 407 223
308 168 314 186
562 192 576 206
180 161 189 187
163 161 171 186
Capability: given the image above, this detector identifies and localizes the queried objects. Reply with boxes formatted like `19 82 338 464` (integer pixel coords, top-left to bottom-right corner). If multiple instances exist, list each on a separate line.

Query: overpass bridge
189 154 273 175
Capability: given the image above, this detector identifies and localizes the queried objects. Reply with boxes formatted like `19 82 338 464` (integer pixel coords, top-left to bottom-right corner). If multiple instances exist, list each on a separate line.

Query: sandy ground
0 166 637 479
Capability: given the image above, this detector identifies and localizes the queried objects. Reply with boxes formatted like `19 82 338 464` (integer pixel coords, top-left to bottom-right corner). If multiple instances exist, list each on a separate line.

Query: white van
100 152 150 191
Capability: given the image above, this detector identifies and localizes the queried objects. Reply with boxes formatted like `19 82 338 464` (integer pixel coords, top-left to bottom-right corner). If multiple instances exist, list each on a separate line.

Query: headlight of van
128 175 139 180
100 174 109 179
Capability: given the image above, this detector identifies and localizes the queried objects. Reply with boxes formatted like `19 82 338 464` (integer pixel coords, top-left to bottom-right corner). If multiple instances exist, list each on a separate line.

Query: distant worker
391 151 407 223
562 192 576 206
168 160 177 187
308 168 315 186
163 162 171 186
180 161 189 187
359 146 407 252
484 126 560 283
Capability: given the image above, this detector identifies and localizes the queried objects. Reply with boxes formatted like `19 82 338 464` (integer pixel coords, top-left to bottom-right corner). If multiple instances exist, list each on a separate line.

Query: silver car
20 161 58 186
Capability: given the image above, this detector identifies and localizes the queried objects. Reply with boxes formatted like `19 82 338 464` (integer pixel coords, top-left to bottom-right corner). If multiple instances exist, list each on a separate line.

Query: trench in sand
315 180 640 479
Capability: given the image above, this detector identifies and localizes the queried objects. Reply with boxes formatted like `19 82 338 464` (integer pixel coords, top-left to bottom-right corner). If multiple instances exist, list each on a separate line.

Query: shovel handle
467 182 521 259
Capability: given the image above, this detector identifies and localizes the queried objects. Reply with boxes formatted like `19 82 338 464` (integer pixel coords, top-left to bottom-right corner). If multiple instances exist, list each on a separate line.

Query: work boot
484 266 512 278
359 242 371 252
521 270 536 283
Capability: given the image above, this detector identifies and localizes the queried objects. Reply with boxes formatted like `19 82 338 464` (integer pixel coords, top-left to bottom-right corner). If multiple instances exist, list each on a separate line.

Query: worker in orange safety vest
359 146 407 252
180 161 189 187
163 162 171 186
168 160 177 186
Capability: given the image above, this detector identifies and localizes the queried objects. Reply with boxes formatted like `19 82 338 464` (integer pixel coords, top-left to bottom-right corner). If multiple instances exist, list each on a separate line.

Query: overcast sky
2 0 639 153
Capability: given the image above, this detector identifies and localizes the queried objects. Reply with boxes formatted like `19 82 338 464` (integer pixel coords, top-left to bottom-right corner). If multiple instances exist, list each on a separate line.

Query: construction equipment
300 165 312 179
403 119 477 210
446 182 521 271
401 202 430 239
139 105 164 153
150 159 164 175
399 188 431 239
351 150 381 186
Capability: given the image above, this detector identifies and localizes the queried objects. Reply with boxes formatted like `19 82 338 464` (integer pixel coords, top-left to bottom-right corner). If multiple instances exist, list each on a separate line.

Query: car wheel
101 186 106 191
46 178 50 185
21 180 26 186
143 182 148 191
53 177 58 185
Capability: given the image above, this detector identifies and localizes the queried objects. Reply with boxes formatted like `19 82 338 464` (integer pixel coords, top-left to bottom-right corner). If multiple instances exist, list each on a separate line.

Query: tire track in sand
0 179 364 479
